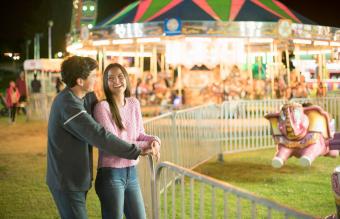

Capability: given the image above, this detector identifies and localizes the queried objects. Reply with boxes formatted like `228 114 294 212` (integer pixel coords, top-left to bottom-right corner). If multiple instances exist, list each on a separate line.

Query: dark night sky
0 0 339 59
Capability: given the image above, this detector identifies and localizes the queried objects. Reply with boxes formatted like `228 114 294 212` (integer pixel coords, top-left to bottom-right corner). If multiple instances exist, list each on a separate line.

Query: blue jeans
95 166 146 219
48 186 88 219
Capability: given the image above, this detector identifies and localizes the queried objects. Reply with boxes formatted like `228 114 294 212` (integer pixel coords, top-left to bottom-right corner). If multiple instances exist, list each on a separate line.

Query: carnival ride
266 102 340 168
67 0 340 103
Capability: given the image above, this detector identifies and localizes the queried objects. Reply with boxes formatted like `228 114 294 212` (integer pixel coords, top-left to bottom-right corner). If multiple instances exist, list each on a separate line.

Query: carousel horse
265 102 339 168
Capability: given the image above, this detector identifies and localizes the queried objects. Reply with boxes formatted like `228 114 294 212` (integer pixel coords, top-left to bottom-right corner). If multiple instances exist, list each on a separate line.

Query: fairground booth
23 59 63 119
67 0 340 106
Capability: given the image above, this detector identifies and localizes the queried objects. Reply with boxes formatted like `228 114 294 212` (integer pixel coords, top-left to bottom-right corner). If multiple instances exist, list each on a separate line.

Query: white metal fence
142 97 340 218
152 161 315 219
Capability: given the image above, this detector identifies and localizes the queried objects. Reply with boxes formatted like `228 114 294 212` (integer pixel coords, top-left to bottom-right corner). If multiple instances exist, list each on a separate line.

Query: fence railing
142 97 340 218
152 160 316 219
221 97 340 154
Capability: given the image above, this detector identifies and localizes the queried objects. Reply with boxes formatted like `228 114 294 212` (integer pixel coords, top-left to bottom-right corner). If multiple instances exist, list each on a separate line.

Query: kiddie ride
265 102 339 168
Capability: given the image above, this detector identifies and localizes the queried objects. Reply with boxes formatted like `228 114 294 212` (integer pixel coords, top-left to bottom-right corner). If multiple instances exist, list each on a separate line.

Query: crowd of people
199 65 323 104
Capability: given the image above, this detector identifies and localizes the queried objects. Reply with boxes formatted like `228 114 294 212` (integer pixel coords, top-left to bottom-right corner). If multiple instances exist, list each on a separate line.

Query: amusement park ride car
265 102 340 168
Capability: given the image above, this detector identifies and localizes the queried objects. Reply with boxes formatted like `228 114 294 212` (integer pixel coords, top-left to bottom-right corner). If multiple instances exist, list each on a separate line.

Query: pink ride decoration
265 102 338 168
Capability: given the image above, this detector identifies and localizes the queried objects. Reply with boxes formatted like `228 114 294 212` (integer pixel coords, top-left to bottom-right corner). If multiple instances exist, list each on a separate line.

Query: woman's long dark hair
103 63 131 130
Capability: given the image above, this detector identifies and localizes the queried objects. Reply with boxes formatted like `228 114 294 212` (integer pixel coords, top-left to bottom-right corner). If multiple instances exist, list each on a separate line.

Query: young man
46 56 152 219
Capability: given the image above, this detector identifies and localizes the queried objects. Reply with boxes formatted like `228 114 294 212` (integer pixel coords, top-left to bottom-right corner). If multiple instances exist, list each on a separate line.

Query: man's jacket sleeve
61 100 141 160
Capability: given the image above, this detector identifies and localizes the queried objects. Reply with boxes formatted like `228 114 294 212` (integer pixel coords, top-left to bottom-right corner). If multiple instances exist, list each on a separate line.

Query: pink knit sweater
93 97 160 168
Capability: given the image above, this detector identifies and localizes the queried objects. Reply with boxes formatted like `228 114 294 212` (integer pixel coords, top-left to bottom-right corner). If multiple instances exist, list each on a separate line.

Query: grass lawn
193 149 339 218
0 116 101 219
0 116 339 218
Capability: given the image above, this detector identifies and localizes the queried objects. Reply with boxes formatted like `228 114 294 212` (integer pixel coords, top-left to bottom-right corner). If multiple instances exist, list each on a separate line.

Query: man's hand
140 147 152 156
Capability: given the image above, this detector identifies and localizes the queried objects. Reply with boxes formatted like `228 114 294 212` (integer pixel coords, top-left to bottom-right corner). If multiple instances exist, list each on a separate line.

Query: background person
16 71 27 115
5 80 20 123
31 74 42 93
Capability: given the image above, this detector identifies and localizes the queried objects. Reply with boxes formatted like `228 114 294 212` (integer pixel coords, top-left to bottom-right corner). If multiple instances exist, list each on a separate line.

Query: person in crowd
5 81 20 123
135 78 143 100
16 71 27 115
273 77 281 98
46 56 155 219
316 76 326 97
294 75 308 98
284 86 293 100
55 77 65 93
31 74 42 93
93 63 160 219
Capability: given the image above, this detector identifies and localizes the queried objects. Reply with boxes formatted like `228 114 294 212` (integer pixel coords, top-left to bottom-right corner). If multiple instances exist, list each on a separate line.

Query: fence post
171 111 179 164
218 103 224 162
148 155 158 219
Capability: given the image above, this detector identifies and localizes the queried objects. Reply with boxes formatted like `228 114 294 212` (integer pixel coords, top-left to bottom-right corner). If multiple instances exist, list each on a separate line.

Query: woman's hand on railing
150 141 161 162
140 143 160 162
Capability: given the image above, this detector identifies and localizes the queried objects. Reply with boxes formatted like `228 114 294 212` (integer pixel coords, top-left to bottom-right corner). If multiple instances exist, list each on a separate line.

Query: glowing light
57 52 63 58
74 50 97 56
293 39 312 44
248 38 273 43
90 6 95 11
112 39 134 44
92 40 110 46
105 51 152 57
296 50 331 55
4 52 13 57
82 6 87 11
136 38 161 43
87 24 93 29
330 41 340 47
184 37 212 43
313 40 329 46
66 42 83 53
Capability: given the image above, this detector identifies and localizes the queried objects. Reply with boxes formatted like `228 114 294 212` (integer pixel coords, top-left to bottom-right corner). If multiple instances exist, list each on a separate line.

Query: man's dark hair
61 56 98 88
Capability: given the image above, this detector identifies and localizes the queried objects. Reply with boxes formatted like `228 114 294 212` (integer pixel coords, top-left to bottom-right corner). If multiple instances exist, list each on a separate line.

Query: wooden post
247 39 252 81
178 65 182 98
285 46 290 86
270 41 275 98
318 53 322 79
152 45 157 82
161 53 165 73
135 46 139 69
118 46 123 65
295 45 301 81
140 44 144 74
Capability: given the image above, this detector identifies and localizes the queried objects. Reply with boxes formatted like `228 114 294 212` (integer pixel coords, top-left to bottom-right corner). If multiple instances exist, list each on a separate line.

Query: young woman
93 63 161 219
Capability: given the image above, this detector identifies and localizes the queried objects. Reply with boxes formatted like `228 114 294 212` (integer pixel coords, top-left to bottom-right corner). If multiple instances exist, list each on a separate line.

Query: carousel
67 0 340 105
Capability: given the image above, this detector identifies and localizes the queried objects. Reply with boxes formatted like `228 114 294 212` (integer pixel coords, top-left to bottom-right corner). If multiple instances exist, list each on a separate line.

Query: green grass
0 116 102 219
193 149 339 217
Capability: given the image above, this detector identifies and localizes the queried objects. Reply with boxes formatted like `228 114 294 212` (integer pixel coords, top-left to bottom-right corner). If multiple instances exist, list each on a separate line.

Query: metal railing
221 97 340 154
151 160 315 219
142 97 340 218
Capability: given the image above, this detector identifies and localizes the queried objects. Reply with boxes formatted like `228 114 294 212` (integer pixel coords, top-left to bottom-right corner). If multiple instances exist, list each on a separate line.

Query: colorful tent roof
96 0 314 28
